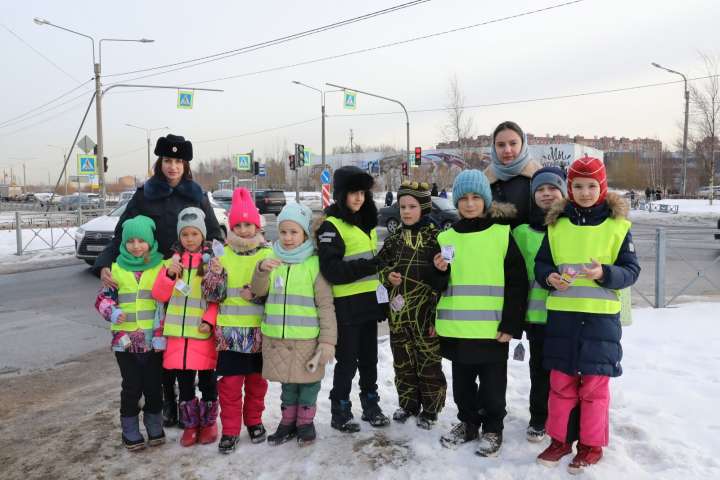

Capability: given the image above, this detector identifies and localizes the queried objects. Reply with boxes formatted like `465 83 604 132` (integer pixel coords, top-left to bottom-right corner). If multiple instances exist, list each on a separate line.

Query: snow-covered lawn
0 227 78 272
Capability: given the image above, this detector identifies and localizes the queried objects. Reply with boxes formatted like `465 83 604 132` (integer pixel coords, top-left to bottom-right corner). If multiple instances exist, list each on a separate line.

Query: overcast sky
1 0 718 184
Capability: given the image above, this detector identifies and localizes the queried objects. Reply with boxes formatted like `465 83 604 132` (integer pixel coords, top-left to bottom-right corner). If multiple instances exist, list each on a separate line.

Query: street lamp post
126 124 169 176
47 145 68 194
326 82 410 177
652 62 690 196
291 82 344 170
33 18 153 207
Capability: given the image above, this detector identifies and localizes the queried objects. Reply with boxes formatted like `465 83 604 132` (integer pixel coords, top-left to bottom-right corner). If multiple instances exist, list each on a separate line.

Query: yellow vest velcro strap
267 293 316 308
169 297 205 309
436 309 502 321
445 285 505 297
264 314 319 327
528 299 547 311
220 304 264 315
344 251 374 261
551 285 618 300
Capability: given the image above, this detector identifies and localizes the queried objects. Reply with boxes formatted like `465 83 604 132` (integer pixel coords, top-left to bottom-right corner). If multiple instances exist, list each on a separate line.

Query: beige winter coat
250 260 337 384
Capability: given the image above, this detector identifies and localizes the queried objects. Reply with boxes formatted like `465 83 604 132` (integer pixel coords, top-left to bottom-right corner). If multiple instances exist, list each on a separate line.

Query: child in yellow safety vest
534 157 640 474
433 169 529 457
251 202 337 447
511 166 567 443
201 188 273 454
94 215 166 451
151 207 219 448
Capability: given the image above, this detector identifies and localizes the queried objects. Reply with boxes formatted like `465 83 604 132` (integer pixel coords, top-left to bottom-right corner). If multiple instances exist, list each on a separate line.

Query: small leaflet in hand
274 274 284 290
376 284 389 304
212 239 225 257
441 245 455 263
390 294 405 312
513 342 526 362
175 279 191 297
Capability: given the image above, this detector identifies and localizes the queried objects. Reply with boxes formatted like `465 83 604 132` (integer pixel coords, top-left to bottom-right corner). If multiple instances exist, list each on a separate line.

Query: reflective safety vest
163 256 211 340
261 255 320 340
547 217 631 315
217 246 272 328
512 224 548 325
436 225 509 339
325 216 379 298
110 263 162 332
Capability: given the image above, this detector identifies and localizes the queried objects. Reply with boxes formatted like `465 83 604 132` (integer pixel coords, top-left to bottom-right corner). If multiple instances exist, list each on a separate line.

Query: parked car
60 193 99 210
75 193 229 265
211 188 286 215
118 190 136 204
378 196 460 233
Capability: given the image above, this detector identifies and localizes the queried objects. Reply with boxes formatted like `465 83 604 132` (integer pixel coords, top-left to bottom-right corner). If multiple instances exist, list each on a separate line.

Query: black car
212 189 286 215
378 196 460 233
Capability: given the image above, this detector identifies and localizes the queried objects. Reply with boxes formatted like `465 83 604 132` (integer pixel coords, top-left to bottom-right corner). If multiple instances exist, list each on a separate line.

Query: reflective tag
175 279 191 296
212 239 225 257
390 294 405 312
513 342 526 362
274 275 284 290
376 284 389 304
441 245 455 263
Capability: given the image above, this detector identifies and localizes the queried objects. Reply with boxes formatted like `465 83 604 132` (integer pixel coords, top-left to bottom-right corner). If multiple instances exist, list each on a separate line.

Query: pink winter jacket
152 250 218 371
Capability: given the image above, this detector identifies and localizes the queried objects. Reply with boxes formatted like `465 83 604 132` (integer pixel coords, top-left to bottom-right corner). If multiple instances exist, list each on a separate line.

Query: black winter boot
143 412 166 446
330 399 360 433
121 416 146 452
218 435 240 454
440 421 479 449
360 392 390 427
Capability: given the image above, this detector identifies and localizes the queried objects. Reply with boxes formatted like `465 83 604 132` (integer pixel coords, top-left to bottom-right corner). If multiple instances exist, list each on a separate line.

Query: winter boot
199 400 219 445
392 407 417 424
416 411 438 430
218 435 240 454
296 405 317 447
537 438 573 467
567 443 603 475
162 379 181 428
359 392 390 427
526 423 546 443
330 399 360 433
440 421 479 449
143 412 166 447
247 424 267 444
179 398 201 447
121 416 146 452
268 404 298 445
475 432 503 457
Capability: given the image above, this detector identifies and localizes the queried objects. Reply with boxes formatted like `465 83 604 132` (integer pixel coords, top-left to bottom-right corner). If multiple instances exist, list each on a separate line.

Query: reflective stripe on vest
512 224 548 324
435 225 509 339
111 263 162 332
217 246 272 327
163 256 210 340
325 216 379 297
547 217 631 315
261 256 320 340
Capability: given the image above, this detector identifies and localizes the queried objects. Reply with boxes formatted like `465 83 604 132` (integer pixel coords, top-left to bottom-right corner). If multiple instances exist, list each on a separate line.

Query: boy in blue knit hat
434 169 528 457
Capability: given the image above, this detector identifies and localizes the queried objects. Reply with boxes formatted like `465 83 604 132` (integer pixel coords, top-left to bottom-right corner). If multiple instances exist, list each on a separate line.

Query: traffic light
401 161 408 176
103 156 108 173
289 154 296 171
253 161 260 175
414 147 422 166
295 143 305 168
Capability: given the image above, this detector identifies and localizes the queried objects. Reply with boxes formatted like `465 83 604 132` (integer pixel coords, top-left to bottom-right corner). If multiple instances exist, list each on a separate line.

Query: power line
194 117 321 144
0 79 93 128
104 0 431 78
113 0 585 88
0 88 94 132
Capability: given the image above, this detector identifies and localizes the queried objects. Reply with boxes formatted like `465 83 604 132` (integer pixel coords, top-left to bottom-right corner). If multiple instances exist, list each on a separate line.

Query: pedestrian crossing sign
234 153 252 171
343 90 357 110
77 154 97 175
177 90 194 109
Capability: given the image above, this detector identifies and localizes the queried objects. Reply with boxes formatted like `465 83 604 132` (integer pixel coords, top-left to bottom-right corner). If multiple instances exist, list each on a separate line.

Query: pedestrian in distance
385 190 394 207
431 182 439 197
535 157 640 474
434 169 528 457
94 215 167 451
376 181 448 430
511 166 567 443
251 202 337 447
439 188 448 199
315 166 391 433
151 207 221 447
201 188 272 453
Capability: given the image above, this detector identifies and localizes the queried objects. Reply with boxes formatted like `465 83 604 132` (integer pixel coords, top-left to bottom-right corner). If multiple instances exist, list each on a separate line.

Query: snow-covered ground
630 199 720 223
0 227 78 273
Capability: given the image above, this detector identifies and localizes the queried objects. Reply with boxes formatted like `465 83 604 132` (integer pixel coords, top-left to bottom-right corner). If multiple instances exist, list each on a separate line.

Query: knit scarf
490 132 531 181
272 239 315 264
117 241 163 272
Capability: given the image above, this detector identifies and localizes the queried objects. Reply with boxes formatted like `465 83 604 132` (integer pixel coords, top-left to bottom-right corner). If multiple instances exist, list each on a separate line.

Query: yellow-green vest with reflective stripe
436 224 509 339
217 246 272 327
325 216 379 298
111 263 162 332
512 224 548 325
163 257 211 340
261 255 320 340
547 217 631 315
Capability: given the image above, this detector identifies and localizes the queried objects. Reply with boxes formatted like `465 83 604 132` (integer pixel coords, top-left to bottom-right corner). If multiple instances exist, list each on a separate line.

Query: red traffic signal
289 154 296 171
414 147 422 166
401 161 408 176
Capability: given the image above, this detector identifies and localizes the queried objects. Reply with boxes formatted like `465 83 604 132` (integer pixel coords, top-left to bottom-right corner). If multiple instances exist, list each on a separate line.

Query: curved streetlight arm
99 38 154 65
33 18 95 63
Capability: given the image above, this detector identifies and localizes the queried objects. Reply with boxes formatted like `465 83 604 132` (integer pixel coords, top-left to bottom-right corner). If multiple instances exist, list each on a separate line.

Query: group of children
98 154 639 475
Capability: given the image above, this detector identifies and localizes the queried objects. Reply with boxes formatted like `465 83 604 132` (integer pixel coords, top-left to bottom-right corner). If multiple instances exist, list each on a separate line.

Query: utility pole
349 129 354 154
23 163 27 193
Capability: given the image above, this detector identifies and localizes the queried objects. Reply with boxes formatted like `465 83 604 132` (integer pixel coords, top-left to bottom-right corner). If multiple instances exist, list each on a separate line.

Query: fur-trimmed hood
453 201 517 233
545 191 629 226
143 176 204 203
484 201 518 220
484 158 542 184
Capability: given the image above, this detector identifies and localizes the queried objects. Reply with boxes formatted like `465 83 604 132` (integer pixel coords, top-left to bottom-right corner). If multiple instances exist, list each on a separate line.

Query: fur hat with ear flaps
154 134 193 161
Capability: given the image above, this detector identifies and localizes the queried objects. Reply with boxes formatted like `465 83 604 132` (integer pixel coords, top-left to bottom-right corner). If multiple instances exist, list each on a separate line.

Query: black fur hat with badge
154 134 193 162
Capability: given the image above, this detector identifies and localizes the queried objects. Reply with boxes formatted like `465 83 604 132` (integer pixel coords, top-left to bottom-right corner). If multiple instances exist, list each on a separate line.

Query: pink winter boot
179 398 200 447
296 405 317 446
268 404 298 446
199 400 219 445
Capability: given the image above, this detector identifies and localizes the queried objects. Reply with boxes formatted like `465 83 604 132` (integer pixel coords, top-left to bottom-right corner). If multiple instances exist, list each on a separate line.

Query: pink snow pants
217 373 268 436
546 370 610 447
